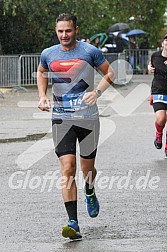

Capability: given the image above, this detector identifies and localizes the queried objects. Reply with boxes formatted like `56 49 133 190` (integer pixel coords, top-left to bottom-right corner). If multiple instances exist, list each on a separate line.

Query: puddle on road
0 133 51 143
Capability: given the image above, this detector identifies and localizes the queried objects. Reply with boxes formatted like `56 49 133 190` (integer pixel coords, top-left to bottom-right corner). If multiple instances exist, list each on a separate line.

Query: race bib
153 94 167 104
62 92 87 110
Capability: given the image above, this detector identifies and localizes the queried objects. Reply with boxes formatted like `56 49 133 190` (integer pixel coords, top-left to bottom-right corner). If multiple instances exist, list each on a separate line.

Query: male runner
148 34 167 158
37 13 115 240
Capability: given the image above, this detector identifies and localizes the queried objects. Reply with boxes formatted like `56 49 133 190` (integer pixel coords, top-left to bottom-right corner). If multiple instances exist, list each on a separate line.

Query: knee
62 163 76 179
82 165 97 178
156 117 166 126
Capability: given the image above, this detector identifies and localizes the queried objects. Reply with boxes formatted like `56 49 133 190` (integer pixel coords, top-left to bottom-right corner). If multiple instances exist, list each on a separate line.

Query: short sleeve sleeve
40 49 48 69
91 47 106 68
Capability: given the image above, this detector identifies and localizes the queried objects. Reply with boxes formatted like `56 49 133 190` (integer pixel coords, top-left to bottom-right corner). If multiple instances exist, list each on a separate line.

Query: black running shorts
152 102 167 112
52 118 100 159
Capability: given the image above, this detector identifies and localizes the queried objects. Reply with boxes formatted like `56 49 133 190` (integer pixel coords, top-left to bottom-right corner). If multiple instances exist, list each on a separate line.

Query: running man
148 34 167 158
37 13 115 240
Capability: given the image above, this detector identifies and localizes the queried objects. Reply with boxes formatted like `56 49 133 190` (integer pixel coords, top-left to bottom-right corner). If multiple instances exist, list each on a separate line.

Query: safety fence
18 54 40 86
0 50 156 88
0 56 19 87
124 49 155 74
105 49 156 75
0 54 40 88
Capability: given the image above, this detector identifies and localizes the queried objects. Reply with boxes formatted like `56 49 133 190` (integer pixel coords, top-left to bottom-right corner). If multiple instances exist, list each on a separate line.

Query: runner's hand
82 91 98 106
148 64 155 74
38 96 51 112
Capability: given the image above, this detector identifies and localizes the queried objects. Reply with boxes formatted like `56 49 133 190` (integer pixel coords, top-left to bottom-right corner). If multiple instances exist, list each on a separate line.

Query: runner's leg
154 110 166 149
52 121 81 238
80 157 99 217
165 112 167 157
80 157 96 191
59 154 82 239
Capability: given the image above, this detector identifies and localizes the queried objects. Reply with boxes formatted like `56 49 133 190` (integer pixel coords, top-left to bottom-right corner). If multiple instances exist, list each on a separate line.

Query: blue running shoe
62 220 82 240
85 189 99 218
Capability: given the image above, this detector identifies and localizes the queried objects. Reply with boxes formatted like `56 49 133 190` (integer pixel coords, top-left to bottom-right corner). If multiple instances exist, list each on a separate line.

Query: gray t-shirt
40 41 106 120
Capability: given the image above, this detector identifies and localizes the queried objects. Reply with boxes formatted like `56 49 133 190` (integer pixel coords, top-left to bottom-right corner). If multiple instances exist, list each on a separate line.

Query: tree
108 0 167 47
0 0 167 54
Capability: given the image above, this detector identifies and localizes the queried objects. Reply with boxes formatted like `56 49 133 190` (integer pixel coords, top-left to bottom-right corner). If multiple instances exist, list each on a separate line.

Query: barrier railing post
18 55 22 87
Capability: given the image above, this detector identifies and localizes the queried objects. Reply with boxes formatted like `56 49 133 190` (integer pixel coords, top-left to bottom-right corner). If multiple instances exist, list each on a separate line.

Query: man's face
162 38 167 50
56 20 78 49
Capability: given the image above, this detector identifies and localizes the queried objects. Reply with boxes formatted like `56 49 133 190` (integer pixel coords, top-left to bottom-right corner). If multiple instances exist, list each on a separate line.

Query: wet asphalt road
0 75 167 252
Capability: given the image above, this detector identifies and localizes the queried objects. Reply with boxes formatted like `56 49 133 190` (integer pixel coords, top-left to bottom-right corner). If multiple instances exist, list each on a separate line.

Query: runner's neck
61 41 78 51
162 50 167 58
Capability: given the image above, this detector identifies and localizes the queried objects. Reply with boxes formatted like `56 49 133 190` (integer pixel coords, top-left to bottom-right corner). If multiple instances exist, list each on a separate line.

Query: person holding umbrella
107 22 130 34
148 34 167 158
126 29 146 73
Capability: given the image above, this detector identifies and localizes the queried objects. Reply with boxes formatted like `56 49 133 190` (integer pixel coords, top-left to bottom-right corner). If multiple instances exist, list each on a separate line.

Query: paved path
0 75 167 252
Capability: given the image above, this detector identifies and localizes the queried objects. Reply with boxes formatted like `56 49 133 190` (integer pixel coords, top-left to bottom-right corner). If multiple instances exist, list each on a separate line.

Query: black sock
85 182 94 195
64 201 78 222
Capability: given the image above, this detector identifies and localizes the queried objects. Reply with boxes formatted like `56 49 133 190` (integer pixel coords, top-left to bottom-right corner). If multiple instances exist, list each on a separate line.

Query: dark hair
163 34 167 40
56 13 77 28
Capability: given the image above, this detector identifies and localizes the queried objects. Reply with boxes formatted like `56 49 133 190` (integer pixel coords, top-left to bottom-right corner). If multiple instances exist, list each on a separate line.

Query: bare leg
154 110 166 149
155 110 166 126
80 156 99 218
60 154 82 239
59 154 77 202
80 157 97 187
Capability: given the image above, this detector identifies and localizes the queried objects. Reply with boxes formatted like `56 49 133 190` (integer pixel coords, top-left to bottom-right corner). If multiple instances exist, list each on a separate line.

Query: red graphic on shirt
50 59 87 83
49 58 89 89
50 58 83 72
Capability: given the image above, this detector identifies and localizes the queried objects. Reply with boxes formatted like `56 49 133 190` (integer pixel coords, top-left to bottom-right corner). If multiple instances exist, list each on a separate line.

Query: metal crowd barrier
18 54 40 86
0 54 41 88
103 52 125 64
124 49 155 74
0 50 156 88
0 56 19 87
103 52 129 84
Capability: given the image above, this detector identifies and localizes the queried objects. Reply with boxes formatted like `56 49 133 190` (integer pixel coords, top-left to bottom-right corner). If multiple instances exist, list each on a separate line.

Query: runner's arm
37 64 51 112
96 59 115 92
148 61 155 74
82 60 115 105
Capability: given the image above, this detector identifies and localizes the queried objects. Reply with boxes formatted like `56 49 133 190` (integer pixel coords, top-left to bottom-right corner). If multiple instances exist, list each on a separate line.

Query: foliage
0 0 167 54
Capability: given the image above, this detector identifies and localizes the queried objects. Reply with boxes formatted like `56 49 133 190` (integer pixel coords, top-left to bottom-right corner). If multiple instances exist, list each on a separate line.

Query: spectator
103 34 117 53
129 36 138 73
115 34 125 53
139 36 149 74
91 36 100 48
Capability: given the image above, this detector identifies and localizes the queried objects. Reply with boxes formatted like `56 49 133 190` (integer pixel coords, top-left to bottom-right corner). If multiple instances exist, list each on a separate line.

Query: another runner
148 34 167 158
37 13 115 240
